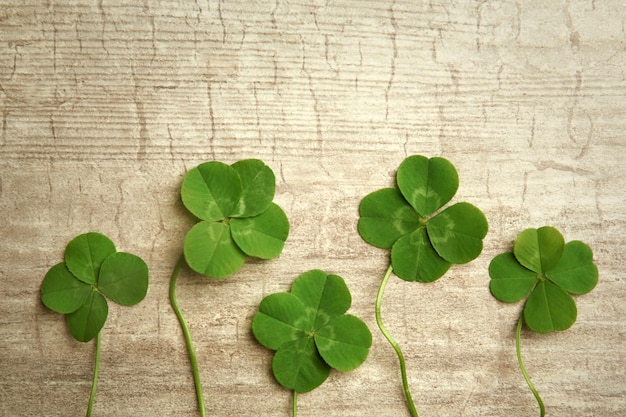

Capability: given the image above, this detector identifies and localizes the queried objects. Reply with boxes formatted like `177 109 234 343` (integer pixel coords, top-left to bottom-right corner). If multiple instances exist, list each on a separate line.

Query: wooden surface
1 1 624 416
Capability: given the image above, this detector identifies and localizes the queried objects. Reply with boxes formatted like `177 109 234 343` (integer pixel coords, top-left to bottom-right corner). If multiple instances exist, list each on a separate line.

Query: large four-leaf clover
357 154 488 417
181 159 290 278
489 226 598 333
171 159 291 416
358 155 489 282
40 232 149 342
252 269 372 393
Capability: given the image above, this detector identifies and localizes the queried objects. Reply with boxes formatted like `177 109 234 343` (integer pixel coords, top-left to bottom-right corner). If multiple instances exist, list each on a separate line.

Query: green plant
357 155 488 416
252 269 372 416
40 232 149 416
169 159 290 416
489 226 598 416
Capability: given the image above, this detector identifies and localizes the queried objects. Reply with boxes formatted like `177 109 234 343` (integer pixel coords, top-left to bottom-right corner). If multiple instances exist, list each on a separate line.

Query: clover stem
85 332 101 417
376 264 419 417
292 390 298 417
170 254 207 417
516 316 545 417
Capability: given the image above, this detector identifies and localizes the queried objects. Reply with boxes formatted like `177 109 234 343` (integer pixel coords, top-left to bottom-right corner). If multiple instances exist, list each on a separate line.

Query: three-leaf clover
40 232 149 416
252 269 372 400
357 154 488 417
489 226 598 416
358 154 489 282
181 159 290 278
40 232 149 342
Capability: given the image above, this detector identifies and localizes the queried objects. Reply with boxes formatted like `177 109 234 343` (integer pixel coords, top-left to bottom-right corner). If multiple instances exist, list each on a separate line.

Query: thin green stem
85 332 101 417
376 264 418 417
292 390 298 417
516 316 545 417
170 254 206 417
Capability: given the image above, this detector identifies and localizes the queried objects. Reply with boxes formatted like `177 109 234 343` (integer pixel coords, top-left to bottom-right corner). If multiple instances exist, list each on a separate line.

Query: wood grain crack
385 0 398 121
52 17 58 73
218 0 226 43
9 44 17 81
97 0 110 55
133 67 148 161
207 81 216 158
1 111 6 146
475 0 488 52
355 39 363 90
564 0 581 50
167 124 175 161
529 114 536 147
75 13 84 53
532 160 593 177
49 115 57 142
300 38 323 152
324 35 339 74
567 70 584 149
149 13 157 63
253 82 262 144
271 0 279 31
114 181 124 231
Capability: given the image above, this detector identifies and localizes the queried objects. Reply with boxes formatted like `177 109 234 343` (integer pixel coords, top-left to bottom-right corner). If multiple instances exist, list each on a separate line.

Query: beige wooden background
1 1 624 416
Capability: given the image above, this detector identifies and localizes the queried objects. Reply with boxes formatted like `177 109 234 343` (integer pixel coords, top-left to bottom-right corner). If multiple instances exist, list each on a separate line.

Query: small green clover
357 155 488 417
489 226 598 333
41 232 149 341
170 159 290 417
489 226 598 416
181 159 290 278
40 232 149 416
358 155 488 282
252 270 372 412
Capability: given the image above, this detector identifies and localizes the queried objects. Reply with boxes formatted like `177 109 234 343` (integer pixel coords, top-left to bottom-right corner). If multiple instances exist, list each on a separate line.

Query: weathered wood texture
1 1 624 416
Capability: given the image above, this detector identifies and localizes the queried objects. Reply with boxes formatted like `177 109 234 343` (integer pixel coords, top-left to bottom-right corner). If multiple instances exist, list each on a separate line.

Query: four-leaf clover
358 155 489 282
489 226 598 333
357 154 489 417
181 159 290 278
40 232 149 342
252 269 372 393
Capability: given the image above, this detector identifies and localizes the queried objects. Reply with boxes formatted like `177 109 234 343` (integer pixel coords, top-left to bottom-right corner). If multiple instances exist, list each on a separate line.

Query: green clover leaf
513 226 565 275
358 155 488 282
41 263 93 314
489 227 598 415
181 161 242 222
547 240 598 294
40 232 150 342
98 252 150 306
426 202 489 264
252 270 372 393
272 338 330 394
396 155 459 217
65 232 116 285
489 226 598 334
390 227 451 282
66 290 109 343
230 158 276 217
230 203 290 259
357 188 421 249
184 221 246 278
357 154 488 417
180 159 289 278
